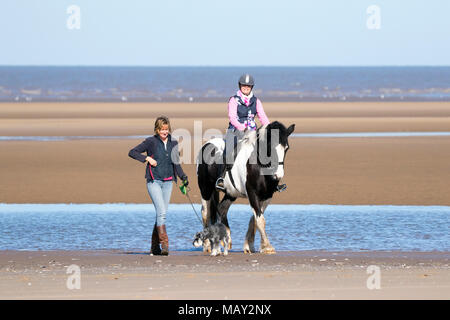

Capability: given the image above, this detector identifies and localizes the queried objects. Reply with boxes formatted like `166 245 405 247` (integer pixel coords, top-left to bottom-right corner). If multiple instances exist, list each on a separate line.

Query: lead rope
179 182 203 226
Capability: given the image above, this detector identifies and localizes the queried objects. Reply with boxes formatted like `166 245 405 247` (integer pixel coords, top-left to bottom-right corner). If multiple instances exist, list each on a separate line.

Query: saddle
221 134 239 170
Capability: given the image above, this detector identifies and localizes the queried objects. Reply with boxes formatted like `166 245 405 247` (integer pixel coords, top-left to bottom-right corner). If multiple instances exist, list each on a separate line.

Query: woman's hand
146 156 157 167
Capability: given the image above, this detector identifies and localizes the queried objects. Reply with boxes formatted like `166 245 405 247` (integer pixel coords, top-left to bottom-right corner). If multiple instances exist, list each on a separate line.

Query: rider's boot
215 160 227 191
216 132 237 192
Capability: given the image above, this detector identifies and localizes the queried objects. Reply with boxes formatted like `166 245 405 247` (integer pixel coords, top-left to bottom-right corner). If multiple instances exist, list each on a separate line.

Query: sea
1 66 449 102
0 204 449 252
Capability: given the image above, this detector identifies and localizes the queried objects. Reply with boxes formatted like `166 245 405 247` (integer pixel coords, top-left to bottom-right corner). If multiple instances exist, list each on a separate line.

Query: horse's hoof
243 243 255 254
203 247 211 253
222 240 232 250
260 246 276 254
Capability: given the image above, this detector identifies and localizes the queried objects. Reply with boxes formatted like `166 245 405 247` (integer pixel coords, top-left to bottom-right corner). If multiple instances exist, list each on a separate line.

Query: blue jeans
146 180 173 226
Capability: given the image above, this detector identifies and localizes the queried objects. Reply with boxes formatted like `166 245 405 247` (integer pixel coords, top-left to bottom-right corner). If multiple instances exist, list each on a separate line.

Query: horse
196 121 295 254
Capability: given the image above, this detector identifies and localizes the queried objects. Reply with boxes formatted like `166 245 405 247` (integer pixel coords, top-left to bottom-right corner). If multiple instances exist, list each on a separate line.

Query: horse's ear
287 124 295 136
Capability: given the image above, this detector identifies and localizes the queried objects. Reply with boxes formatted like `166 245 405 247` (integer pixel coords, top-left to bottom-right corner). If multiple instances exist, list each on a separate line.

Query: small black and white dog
193 222 230 256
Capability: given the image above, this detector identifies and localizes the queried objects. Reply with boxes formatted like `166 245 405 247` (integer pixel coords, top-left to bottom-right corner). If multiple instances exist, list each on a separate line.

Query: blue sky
0 0 449 66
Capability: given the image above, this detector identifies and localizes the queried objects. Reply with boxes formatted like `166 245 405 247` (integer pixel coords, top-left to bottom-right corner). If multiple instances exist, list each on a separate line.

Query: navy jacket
128 134 186 182
228 94 258 130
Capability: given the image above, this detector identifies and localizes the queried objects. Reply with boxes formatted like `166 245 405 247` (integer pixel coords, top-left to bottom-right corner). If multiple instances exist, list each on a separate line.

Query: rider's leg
216 130 238 190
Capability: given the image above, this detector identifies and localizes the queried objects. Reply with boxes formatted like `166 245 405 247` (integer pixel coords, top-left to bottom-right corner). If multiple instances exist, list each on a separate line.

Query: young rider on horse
215 74 270 191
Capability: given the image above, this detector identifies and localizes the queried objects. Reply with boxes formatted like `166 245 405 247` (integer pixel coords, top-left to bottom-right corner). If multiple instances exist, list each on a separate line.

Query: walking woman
128 116 188 255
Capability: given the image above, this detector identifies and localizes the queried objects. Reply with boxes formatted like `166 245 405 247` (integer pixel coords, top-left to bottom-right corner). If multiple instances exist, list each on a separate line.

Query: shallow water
0 204 448 252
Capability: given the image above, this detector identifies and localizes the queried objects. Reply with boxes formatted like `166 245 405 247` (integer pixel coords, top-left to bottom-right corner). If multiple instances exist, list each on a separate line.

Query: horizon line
1 65 450 68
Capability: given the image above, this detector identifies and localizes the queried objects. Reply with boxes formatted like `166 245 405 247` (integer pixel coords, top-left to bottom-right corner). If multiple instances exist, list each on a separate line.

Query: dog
193 222 230 256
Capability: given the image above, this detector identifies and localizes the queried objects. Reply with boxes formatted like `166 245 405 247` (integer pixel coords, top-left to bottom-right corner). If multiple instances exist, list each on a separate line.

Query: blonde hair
154 116 172 134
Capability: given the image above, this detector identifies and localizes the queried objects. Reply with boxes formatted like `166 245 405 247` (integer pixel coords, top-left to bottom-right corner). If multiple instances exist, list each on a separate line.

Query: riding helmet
238 74 255 87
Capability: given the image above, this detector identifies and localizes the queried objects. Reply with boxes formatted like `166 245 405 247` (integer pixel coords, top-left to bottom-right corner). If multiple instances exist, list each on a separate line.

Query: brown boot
151 223 161 255
157 225 169 256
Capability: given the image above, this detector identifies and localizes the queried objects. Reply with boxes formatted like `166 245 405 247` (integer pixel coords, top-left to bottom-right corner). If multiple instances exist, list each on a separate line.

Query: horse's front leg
259 199 274 253
244 199 271 253
218 194 236 250
248 196 275 254
243 215 256 253
255 212 275 254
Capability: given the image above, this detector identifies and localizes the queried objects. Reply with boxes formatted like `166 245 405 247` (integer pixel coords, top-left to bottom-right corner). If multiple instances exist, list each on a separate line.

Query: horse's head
256 121 295 180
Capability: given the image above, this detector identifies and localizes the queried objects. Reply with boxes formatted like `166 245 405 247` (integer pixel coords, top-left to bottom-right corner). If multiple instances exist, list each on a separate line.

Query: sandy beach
1 102 450 205
1 101 449 300
0 250 448 300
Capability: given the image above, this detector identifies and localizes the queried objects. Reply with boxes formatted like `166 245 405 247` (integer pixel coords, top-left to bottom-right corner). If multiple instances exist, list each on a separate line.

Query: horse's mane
253 121 290 168
256 121 288 144
259 121 290 146
256 124 268 144
240 128 258 146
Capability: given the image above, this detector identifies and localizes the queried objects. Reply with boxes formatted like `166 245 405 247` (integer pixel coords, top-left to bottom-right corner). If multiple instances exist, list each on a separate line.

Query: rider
215 74 270 191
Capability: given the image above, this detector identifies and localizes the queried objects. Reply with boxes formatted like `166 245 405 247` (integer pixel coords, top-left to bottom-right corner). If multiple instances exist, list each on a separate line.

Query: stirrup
215 178 226 191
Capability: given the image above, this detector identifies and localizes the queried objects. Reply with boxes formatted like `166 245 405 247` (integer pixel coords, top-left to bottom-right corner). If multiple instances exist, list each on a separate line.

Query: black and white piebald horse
196 121 295 254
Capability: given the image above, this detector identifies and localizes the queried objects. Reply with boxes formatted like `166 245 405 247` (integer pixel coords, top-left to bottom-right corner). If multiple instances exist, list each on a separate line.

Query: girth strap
226 166 238 191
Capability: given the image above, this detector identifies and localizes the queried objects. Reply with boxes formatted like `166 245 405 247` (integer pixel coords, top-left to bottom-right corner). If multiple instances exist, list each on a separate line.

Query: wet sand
2 101 450 136
1 102 450 204
0 250 448 300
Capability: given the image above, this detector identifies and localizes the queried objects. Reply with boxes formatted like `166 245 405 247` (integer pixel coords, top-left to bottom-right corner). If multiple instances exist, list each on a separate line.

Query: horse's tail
209 189 220 225
197 141 222 227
